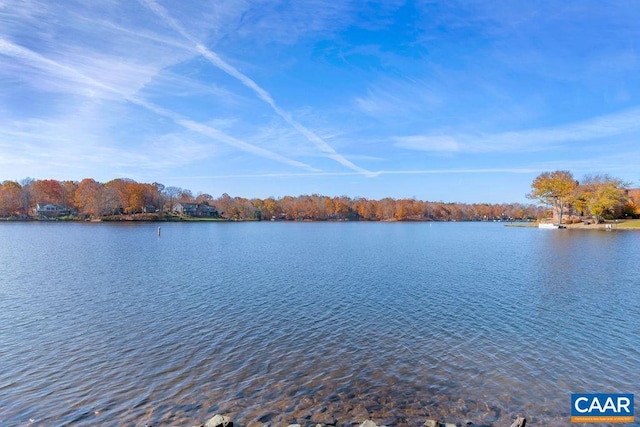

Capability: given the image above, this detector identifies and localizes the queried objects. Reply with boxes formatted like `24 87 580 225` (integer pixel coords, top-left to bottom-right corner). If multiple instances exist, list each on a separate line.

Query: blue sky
1 0 639 203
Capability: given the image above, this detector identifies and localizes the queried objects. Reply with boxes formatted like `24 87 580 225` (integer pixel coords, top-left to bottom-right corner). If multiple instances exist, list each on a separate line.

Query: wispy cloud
0 108 218 177
139 0 374 177
355 78 442 120
0 37 318 172
394 136 460 153
212 0 358 46
395 107 640 153
0 37 117 99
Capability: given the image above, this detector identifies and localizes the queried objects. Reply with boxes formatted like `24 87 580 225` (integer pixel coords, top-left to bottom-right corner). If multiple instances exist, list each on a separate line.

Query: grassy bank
615 219 640 229
563 219 640 230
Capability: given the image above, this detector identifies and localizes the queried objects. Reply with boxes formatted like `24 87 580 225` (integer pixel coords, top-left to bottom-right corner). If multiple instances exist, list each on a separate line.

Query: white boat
538 223 559 229
538 223 567 229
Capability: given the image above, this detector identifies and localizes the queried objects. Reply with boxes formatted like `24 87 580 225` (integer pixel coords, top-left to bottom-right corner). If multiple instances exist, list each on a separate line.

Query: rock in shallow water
204 414 233 427
359 420 388 427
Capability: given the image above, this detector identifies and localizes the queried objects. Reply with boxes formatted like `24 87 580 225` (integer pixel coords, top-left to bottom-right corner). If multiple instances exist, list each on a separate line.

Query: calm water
0 222 638 426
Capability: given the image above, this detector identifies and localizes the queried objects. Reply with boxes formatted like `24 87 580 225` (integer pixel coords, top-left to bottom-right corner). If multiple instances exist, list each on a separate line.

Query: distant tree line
527 170 639 223
0 177 549 221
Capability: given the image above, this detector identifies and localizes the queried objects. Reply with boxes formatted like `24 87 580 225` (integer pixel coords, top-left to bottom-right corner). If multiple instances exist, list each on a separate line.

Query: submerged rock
311 411 335 425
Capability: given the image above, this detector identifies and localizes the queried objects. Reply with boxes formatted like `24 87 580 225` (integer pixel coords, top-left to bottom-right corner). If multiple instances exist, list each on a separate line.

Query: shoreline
3 216 639 229
505 220 640 230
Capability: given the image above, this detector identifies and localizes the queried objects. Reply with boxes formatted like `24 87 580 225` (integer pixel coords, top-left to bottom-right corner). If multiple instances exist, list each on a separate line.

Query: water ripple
0 222 638 426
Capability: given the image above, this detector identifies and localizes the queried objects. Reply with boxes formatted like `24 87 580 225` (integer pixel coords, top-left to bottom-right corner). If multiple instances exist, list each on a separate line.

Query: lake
0 222 638 426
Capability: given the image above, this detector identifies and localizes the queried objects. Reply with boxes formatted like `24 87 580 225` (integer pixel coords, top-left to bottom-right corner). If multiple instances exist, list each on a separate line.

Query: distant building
34 203 70 217
172 202 218 218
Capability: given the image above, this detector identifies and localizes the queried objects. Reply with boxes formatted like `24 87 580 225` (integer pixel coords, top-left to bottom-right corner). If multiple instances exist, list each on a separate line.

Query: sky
1 0 639 203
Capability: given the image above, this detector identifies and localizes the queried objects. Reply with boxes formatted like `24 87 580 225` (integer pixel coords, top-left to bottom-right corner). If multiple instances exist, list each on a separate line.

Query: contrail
139 0 375 177
129 96 319 171
0 38 318 172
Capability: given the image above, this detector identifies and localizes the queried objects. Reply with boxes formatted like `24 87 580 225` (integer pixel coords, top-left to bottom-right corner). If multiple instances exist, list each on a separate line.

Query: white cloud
395 107 640 153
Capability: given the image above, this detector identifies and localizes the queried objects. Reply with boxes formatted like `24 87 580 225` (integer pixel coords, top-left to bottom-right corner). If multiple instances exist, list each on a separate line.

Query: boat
538 223 561 229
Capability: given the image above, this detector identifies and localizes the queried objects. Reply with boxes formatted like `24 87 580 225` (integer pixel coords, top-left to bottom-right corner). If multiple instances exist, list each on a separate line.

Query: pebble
189 412 520 427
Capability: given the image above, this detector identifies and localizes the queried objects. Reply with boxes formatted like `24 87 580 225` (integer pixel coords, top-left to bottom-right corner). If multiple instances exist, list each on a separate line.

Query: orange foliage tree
31 179 65 206
75 178 104 217
0 181 23 216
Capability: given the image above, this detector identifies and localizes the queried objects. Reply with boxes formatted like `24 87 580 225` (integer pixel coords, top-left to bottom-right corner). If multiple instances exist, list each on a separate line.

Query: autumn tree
19 178 34 214
323 198 334 219
312 194 328 219
395 200 408 220
625 189 640 217
151 183 167 213
75 178 104 217
215 193 234 218
332 196 352 219
60 180 78 208
127 181 147 213
235 197 259 220
527 171 577 224
31 179 65 207
104 179 129 213
353 197 372 220
100 186 121 215
196 193 214 204
0 181 23 216
179 189 193 203
98 179 161 215
577 175 628 223
260 197 281 220
432 202 451 220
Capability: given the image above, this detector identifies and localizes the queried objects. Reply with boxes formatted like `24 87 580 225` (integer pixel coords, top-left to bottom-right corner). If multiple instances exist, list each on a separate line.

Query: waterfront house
197 204 218 217
35 203 70 217
173 202 197 216
172 202 218 218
